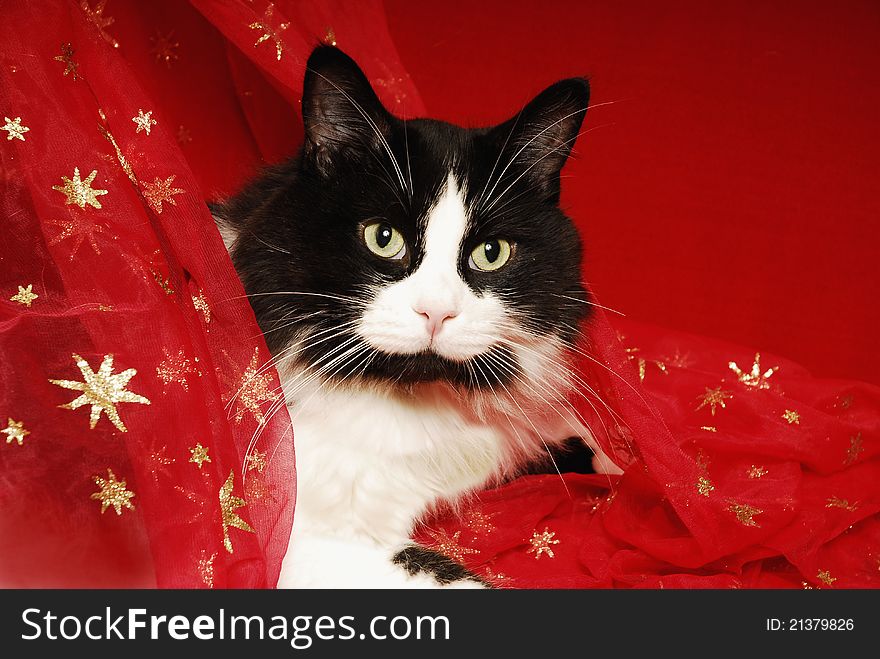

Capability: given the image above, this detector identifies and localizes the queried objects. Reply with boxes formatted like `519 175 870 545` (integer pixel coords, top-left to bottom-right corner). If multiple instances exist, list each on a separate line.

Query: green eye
469 238 512 272
363 222 406 260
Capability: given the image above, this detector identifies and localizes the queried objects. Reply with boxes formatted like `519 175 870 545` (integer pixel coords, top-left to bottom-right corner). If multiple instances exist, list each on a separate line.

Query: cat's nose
413 304 459 339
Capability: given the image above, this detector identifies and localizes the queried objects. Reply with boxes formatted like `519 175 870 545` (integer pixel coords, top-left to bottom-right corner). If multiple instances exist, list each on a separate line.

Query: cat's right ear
302 46 393 176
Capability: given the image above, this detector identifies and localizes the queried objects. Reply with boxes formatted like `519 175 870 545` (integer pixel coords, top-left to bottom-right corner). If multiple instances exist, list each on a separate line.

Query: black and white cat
213 46 621 588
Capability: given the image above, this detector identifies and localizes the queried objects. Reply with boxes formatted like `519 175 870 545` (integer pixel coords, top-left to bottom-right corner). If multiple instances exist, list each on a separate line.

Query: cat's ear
302 46 393 176
491 78 590 202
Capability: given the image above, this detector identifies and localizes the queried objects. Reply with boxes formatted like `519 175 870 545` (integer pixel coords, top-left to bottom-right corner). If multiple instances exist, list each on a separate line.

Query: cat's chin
320 345 516 391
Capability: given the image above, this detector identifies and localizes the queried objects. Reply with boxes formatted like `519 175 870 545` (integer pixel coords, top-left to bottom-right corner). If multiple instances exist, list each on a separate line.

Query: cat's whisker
550 293 626 317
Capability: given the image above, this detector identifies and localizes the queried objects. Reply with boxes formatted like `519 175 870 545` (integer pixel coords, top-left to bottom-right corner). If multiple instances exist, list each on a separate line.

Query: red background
385 0 880 384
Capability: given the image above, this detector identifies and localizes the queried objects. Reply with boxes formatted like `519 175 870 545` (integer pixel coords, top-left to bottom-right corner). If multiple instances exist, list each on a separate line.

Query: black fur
213 46 592 390
392 545 491 587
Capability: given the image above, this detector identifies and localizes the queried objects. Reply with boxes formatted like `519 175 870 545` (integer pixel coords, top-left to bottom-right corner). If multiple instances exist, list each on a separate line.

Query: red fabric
1 1 877 589
386 0 880 386
0 0 417 587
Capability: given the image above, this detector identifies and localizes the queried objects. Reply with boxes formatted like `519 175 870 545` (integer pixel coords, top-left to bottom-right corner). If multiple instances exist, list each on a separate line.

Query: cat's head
217 46 592 395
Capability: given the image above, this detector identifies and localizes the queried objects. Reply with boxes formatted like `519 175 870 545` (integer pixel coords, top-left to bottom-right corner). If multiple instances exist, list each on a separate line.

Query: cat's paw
392 545 489 588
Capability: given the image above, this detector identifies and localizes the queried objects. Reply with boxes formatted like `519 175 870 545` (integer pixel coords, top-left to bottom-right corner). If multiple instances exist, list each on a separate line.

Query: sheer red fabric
1 1 877 588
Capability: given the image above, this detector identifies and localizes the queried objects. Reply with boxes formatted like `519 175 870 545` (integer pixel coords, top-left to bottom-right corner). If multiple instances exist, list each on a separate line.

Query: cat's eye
469 239 512 272
363 222 406 260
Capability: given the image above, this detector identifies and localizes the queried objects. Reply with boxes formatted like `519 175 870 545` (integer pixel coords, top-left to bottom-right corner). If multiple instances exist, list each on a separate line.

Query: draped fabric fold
1 0 877 588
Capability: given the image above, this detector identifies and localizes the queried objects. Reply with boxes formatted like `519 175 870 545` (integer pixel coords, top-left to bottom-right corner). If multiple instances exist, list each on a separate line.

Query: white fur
274 171 620 588
357 175 507 361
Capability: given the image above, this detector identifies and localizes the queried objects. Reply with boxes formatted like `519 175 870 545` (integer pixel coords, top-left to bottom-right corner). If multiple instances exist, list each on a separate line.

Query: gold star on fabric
50 354 151 432
90 468 135 514
624 345 668 382
844 432 863 466
2 418 30 446
10 284 38 307
146 445 175 483
424 528 480 563
53 167 108 209
189 442 211 469
696 476 715 497
323 27 337 46
219 470 254 553
141 175 184 214
198 550 217 588
816 569 836 587
782 409 801 425
728 353 778 389
245 475 273 503
232 348 281 425
665 348 694 369
246 449 267 474
695 386 732 415
748 465 768 479
80 0 118 48
249 3 290 61
2 116 29 141
156 348 196 391
527 527 560 559
727 501 762 527
53 43 80 80
462 509 497 535
825 496 857 511
700 425 717 433
48 215 108 259
192 290 211 324
150 30 179 68
132 109 157 135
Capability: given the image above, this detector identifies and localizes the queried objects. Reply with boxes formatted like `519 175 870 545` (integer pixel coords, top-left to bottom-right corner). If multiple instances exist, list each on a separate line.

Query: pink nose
413 305 458 338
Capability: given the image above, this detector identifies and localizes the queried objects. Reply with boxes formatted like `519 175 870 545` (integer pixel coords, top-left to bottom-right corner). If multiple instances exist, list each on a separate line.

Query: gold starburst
696 476 714 497
2 116 29 141
249 3 290 61
219 470 254 553
132 109 157 135
695 386 732 416
727 500 762 527
748 465 768 479
424 528 480 563
232 348 281 425
2 418 30 446
90 468 135 514
527 527 560 559
141 175 184 214
156 347 196 391
150 30 179 68
53 43 80 80
192 290 211 324
665 348 694 369
323 27 337 46
700 425 717 433
816 569 836 587
844 432 863 466
145 444 175 483
729 353 778 389
47 215 109 259
50 353 151 432
10 284 38 307
782 409 801 425
825 496 857 511
246 449 267 474
198 550 217 588
462 509 497 535
189 442 211 469
80 0 118 48
53 167 108 209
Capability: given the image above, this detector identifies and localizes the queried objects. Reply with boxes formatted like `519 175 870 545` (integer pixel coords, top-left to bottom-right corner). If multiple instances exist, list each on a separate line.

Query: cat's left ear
301 46 393 176
490 78 590 202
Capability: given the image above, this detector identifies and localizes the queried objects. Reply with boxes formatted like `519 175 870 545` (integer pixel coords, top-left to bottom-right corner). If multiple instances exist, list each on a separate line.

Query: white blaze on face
358 172 507 361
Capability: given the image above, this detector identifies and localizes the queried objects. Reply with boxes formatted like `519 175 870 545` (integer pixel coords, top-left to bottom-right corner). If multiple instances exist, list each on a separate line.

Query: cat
212 45 621 588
